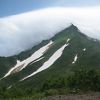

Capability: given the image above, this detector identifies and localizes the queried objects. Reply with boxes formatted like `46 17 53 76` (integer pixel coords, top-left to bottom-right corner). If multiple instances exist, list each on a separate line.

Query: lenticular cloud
0 7 100 56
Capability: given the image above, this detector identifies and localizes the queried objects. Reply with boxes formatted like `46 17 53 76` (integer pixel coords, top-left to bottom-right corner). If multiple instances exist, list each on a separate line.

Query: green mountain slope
0 24 100 92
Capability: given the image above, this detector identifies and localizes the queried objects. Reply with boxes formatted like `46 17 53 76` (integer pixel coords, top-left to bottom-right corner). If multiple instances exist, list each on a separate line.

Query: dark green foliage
0 69 100 99
41 77 66 91
67 69 100 91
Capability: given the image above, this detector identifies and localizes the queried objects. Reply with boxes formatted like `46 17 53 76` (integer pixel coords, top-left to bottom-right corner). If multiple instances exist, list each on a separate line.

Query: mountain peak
67 24 78 31
1 22 100 95
58 24 79 36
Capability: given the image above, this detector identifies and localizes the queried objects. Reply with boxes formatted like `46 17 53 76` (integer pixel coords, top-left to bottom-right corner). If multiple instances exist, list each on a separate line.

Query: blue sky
0 0 100 17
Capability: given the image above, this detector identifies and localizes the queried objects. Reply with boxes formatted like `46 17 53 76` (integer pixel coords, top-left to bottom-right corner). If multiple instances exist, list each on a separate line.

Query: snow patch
7 85 12 89
72 54 78 64
2 41 53 79
21 43 69 81
17 60 20 64
83 48 86 51
67 38 70 43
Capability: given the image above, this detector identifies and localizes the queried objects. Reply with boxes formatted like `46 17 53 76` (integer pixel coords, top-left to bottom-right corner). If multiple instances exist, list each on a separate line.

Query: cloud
0 7 100 56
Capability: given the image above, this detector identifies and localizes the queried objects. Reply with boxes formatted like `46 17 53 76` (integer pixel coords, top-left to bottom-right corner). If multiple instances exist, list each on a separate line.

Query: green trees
0 69 100 99
41 69 100 95
41 77 66 91
67 69 100 91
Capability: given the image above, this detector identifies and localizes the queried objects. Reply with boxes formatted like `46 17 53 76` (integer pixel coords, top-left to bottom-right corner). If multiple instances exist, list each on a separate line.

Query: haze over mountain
0 7 100 56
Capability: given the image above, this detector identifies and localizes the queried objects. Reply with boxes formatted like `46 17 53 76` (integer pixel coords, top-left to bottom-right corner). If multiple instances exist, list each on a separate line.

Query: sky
0 0 100 57
0 0 100 17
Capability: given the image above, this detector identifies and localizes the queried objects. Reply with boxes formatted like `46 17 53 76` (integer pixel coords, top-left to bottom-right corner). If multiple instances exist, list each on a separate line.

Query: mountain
0 24 100 98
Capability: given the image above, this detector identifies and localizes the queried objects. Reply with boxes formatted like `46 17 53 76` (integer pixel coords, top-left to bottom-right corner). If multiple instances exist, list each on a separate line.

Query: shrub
67 69 100 91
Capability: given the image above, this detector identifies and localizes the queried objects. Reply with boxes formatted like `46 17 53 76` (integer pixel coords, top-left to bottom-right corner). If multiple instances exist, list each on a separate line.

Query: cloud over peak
0 7 100 56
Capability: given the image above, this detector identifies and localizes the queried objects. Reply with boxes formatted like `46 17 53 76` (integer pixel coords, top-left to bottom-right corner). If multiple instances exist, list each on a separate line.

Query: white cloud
0 7 100 56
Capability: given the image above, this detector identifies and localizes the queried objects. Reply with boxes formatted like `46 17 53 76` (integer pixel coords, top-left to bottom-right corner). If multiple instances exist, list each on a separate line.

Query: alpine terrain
0 24 100 99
